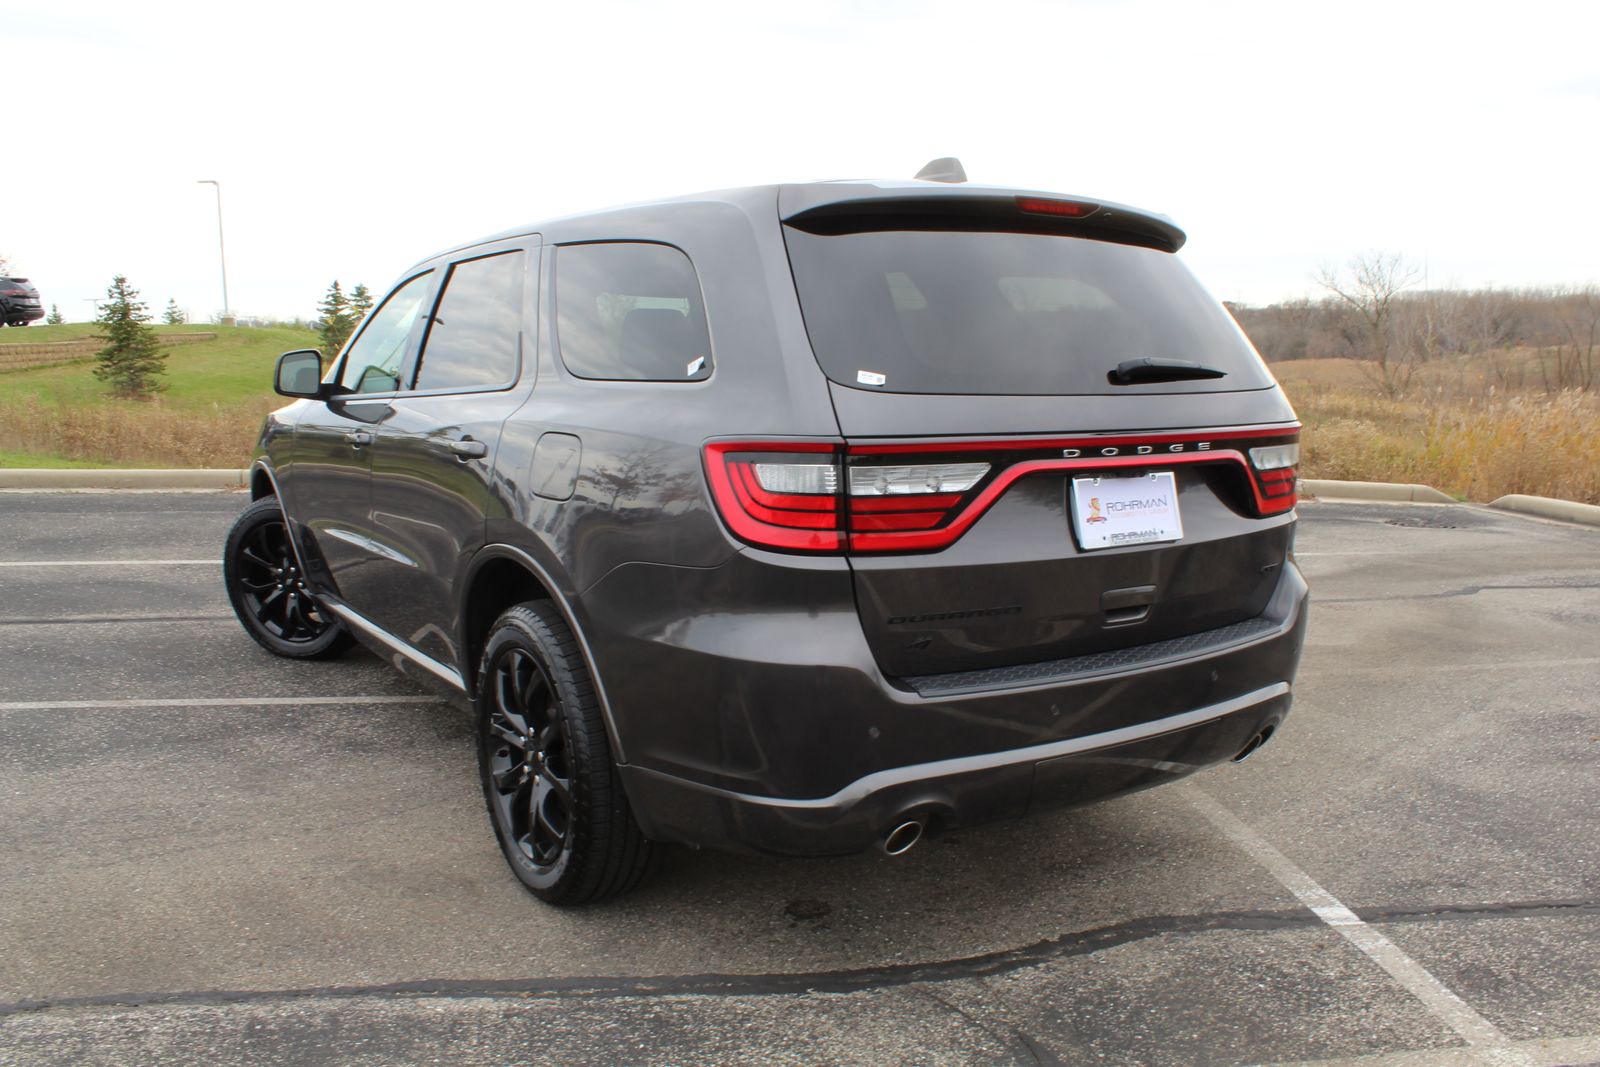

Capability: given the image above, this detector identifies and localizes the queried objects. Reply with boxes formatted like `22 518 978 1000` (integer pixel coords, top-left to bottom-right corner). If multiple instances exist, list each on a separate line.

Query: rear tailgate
781 191 1300 682
838 410 1298 679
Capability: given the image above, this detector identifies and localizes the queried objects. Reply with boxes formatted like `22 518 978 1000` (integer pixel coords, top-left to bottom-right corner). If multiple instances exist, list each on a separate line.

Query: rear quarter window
554 243 713 382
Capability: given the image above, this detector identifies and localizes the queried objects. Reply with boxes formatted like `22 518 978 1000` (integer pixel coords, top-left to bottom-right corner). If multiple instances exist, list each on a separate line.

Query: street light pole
196 180 231 324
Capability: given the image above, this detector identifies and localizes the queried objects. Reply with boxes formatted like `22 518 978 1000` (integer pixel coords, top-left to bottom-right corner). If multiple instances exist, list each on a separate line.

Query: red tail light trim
855 426 1298 455
703 427 1298 554
850 493 964 513
848 452 1258 551
704 440 844 552
733 464 835 512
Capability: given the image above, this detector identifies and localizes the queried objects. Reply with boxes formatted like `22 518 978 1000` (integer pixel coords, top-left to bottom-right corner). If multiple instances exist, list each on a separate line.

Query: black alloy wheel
223 496 352 659
477 602 651 904
486 645 573 868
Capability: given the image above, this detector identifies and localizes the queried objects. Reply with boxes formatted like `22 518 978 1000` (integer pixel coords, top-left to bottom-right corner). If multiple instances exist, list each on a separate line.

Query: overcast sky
7 0 1598 323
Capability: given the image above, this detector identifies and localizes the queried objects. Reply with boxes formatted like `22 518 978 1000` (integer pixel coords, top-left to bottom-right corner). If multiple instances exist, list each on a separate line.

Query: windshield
783 227 1272 395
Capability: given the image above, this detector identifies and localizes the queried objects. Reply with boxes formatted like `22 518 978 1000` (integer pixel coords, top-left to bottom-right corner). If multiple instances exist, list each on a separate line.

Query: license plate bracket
1070 471 1183 551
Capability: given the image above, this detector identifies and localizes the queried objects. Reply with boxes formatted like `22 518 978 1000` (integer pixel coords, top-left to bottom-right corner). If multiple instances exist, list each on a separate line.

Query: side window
412 251 524 392
337 272 433 394
555 242 712 381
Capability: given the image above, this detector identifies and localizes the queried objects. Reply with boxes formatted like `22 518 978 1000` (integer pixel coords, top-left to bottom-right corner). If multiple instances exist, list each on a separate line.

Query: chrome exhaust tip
880 820 924 856
1231 724 1276 763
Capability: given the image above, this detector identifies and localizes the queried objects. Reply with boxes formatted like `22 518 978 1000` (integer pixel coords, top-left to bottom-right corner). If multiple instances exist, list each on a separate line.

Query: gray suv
225 167 1308 904
1 277 44 327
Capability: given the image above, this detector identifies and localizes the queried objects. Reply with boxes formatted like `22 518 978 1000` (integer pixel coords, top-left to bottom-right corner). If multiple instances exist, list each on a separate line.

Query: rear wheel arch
463 553 553 686
459 545 628 764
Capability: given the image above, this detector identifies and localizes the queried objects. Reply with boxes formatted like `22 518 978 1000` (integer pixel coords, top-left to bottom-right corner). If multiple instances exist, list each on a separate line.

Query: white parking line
0 696 441 711
1258 1033 1600 1067
0 559 219 567
1186 789 1531 1067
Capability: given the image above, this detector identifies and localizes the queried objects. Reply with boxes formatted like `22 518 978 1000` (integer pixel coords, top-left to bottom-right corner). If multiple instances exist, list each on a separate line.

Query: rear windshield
783 228 1271 395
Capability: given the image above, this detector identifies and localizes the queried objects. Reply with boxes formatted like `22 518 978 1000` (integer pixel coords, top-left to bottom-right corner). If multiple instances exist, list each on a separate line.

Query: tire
223 496 353 660
476 602 652 905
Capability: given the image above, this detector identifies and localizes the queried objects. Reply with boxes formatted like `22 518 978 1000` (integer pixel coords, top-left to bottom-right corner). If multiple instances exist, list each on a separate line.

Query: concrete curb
1489 494 1600 528
1301 479 1457 504
0 471 1591 528
0 468 247 490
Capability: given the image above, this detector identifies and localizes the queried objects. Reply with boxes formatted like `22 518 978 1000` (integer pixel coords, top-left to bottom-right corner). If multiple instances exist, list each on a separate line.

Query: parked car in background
0 277 44 326
224 161 1308 905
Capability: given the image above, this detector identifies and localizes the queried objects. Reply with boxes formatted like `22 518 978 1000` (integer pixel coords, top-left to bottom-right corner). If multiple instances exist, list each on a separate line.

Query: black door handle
450 437 488 459
344 430 373 447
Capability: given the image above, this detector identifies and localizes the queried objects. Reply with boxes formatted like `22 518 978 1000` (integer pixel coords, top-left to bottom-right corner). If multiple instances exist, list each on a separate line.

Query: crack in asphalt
3 897 1593 1019
1317 580 1600 604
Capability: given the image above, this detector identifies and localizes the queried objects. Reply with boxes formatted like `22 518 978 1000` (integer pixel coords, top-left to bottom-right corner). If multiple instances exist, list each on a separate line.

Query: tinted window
338 272 433 394
555 243 712 381
783 228 1273 395
412 251 523 392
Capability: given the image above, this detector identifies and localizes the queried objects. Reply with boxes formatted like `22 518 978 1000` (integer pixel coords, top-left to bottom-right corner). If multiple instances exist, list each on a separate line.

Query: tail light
848 463 986 533
704 429 1299 554
1247 442 1299 515
703 442 844 552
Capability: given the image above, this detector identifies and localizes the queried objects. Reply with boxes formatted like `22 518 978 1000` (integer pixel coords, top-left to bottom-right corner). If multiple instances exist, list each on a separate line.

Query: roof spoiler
782 192 1186 253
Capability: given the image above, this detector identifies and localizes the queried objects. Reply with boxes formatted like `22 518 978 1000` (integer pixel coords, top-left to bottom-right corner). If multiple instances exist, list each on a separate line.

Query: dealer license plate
1070 472 1184 551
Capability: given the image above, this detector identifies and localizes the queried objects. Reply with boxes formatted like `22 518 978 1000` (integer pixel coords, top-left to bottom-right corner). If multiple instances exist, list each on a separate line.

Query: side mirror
274 349 326 399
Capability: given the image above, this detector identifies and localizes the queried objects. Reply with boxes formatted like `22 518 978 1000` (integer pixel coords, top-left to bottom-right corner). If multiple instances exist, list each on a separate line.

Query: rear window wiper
1108 357 1228 385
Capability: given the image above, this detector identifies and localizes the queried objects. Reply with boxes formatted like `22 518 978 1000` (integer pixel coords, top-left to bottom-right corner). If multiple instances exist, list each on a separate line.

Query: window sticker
857 369 887 386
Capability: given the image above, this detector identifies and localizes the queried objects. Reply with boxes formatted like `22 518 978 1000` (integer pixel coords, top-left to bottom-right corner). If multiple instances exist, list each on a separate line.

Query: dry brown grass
0 395 271 469
1276 354 1600 504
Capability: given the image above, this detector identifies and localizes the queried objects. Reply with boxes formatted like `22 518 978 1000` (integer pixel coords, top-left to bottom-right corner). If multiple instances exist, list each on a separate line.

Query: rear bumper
619 683 1290 856
2 305 43 323
589 553 1308 856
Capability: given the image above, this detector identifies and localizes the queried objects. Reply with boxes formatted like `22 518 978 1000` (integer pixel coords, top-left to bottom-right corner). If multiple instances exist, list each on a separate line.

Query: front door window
338 272 433 394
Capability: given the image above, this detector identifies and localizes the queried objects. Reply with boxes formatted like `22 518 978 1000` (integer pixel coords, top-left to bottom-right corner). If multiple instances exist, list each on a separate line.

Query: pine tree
318 280 356 356
93 275 167 398
163 299 186 325
350 283 374 322
46 304 63 325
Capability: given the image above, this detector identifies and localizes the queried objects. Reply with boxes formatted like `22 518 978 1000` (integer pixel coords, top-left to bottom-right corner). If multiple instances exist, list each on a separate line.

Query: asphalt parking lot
0 491 1596 1066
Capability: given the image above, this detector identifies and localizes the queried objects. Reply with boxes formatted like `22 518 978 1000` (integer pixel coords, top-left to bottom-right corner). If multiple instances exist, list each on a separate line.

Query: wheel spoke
240 547 274 571
489 718 525 748
534 780 568 847
539 765 572 808
492 759 527 794
494 663 531 736
254 586 285 622
283 594 305 637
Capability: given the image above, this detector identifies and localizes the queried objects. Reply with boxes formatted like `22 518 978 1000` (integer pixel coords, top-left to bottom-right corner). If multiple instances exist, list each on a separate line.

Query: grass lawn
0 449 105 469
0 324 318 468
0 323 316 411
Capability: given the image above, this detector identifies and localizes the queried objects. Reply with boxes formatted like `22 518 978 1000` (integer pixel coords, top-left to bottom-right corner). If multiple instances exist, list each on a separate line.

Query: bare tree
1538 286 1599 394
1316 252 1421 399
